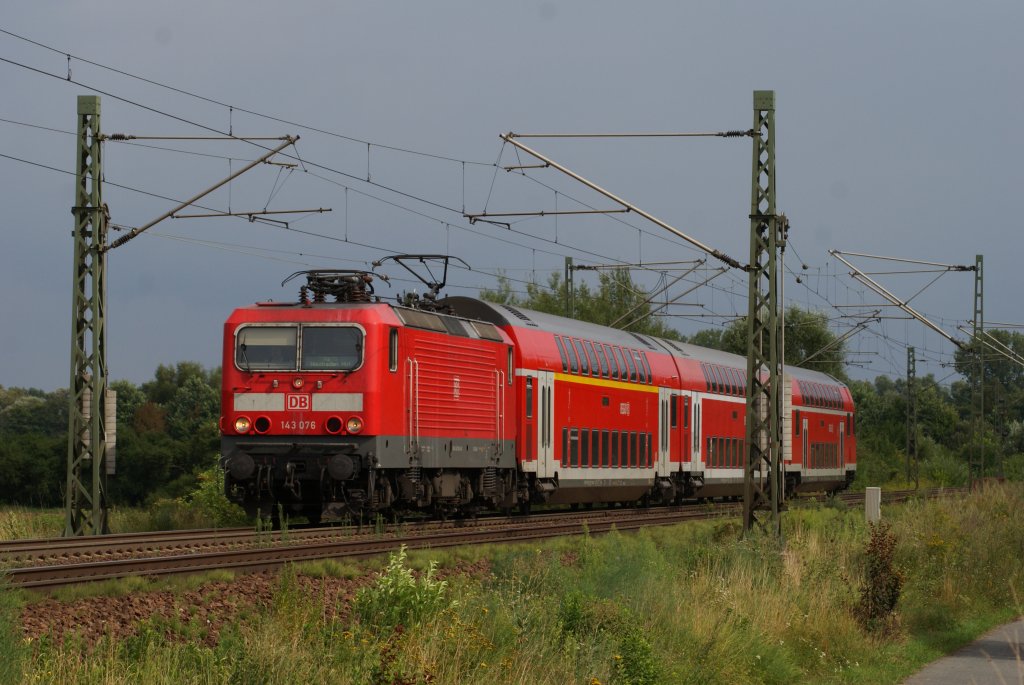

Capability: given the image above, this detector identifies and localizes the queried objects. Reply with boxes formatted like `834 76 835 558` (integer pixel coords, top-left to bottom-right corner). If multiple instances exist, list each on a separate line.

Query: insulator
299 285 309 305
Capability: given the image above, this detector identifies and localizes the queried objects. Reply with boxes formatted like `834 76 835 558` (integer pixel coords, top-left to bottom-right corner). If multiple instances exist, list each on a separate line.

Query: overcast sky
2 1 1021 391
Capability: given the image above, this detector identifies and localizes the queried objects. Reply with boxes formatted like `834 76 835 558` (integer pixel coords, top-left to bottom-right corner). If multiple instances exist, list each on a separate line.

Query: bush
854 522 903 634
919 445 968 487
354 545 453 631
183 464 249 527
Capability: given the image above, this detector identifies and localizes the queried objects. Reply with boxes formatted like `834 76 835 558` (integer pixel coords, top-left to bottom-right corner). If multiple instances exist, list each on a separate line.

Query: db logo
286 394 311 411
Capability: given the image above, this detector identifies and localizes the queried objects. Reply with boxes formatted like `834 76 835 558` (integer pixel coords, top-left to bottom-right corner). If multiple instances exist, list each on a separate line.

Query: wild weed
354 545 453 631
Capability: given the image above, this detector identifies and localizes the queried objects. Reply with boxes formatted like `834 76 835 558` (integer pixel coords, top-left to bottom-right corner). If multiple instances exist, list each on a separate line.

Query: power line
0 26 495 167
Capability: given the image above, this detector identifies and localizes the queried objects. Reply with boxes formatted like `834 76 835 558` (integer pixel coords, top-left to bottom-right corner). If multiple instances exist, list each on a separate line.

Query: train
219 257 856 523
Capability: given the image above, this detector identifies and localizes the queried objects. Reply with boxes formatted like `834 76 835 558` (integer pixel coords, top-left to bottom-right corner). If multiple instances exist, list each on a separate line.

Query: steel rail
0 505 719 565
1 487 967 591
5 508 723 590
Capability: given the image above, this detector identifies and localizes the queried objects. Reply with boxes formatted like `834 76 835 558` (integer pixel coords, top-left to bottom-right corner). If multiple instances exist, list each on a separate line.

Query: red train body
220 275 855 522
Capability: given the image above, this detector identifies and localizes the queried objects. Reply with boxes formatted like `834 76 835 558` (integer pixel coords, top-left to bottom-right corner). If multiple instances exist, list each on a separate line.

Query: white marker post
865 487 881 523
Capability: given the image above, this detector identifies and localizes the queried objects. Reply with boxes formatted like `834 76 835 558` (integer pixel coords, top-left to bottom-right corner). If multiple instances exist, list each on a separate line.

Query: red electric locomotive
220 257 855 522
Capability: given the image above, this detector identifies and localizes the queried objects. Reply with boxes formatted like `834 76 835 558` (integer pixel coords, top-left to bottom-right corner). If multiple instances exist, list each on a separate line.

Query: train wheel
518 501 531 515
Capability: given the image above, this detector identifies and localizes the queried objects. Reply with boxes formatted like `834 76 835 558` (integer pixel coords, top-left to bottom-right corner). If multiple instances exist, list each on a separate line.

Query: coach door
680 394 692 464
839 421 845 469
536 370 555 479
657 388 672 477
802 416 809 470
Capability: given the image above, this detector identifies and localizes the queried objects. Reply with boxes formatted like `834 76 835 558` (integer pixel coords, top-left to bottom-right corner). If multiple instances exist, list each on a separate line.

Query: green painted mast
906 346 918 488
64 95 110 536
970 254 984 485
743 90 785 536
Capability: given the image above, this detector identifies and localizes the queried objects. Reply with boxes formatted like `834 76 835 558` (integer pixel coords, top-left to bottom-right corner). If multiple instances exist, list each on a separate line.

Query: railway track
1 486 963 591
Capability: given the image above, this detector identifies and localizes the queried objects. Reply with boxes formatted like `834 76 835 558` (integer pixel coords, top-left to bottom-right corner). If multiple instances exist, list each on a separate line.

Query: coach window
623 349 637 382
562 428 568 465
568 428 579 467
581 428 591 467
583 341 599 376
595 344 610 378
573 340 590 376
611 430 620 467
601 430 610 467
701 365 712 392
710 366 722 394
604 345 619 380
300 326 363 371
637 433 646 468
565 339 580 374
631 352 646 384
795 410 801 436
388 328 398 372
526 377 534 419
236 325 297 371
683 396 690 428
639 352 652 384
670 395 678 428
555 337 569 373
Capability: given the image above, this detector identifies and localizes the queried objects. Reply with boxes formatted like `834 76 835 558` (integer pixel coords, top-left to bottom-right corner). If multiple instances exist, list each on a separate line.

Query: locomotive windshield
235 325 363 372
300 326 362 371
236 326 297 371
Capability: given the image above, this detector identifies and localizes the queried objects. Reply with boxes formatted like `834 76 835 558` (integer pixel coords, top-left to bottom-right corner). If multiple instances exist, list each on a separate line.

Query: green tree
142 361 212 405
951 329 1024 473
165 375 219 442
696 306 848 380
481 269 682 340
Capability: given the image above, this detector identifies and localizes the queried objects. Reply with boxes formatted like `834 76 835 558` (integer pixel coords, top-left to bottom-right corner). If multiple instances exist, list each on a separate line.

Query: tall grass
3 483 1023 684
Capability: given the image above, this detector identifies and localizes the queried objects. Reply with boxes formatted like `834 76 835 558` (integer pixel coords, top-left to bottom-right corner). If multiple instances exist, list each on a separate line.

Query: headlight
234 416 251 433
292 377 304 389
346 416 364 434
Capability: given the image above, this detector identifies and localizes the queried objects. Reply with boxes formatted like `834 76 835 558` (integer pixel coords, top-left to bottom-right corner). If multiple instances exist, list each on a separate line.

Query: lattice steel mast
65 95 110 536
906 346 918 488
63 96 301 536
970 254 984 485
743 90 786 536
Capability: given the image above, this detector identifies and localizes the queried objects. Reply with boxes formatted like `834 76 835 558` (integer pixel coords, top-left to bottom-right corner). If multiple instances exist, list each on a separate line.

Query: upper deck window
300 326 363 371
565 338 580 374
604 344 620 380
595 344 610 378
555 337 569 372
236 326 298 371
573 340 590 376
583 341 600 376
